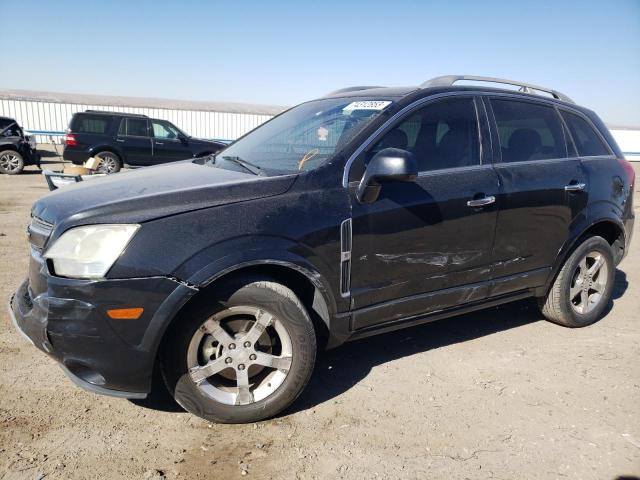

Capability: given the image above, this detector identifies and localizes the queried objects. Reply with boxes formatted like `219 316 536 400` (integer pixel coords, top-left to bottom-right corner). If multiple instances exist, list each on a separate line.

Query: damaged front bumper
9 274 196 398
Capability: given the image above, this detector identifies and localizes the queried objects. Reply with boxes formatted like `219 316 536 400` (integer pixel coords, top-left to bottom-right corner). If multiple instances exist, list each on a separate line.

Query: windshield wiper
221 156 265 176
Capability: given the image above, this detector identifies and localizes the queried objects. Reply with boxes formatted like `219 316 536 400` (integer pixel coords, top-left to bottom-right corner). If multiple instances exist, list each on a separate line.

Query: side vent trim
340 218 352 297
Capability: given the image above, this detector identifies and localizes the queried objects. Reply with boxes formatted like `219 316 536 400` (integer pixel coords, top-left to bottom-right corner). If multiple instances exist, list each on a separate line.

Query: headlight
44 224 139 279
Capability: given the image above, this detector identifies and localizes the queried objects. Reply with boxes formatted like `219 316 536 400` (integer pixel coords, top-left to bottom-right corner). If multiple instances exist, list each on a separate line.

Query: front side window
152 120 181 140
492 99 567 162
119 118 149 137
208 98 393 175
561 111 609 157
369 97 480 172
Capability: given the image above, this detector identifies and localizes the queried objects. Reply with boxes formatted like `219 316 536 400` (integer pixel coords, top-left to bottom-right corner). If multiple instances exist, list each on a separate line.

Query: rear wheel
94 151 121 173
538 236 614 327
0 150 24 174
161 277 316 423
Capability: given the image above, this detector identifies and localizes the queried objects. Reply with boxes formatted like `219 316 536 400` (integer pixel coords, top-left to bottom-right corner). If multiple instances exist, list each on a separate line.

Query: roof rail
325 86 384 96
85 109 148 117
421 75 574 103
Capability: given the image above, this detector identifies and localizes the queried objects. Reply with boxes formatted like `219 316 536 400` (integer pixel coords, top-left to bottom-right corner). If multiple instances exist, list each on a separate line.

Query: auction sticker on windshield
343 100 392 112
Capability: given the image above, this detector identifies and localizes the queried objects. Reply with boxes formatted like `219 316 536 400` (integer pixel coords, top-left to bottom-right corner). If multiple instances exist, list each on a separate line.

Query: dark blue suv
64 110 226 173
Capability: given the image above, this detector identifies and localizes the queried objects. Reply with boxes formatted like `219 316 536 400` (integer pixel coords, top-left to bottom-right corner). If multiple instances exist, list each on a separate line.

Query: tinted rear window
492 99 567 162
73 114 110 134
561 111 609 157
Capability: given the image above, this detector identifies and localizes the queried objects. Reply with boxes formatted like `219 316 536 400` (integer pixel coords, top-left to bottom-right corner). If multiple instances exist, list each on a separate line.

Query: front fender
175 234 340 316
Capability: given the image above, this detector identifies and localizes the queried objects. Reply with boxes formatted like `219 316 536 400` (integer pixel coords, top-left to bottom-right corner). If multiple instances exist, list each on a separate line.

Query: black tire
161 276 316 423
0 150 25 175
538 236 615 327
94 151 121 174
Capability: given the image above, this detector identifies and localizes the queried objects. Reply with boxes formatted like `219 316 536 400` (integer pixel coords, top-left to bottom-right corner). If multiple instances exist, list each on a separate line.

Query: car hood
33 160 296 233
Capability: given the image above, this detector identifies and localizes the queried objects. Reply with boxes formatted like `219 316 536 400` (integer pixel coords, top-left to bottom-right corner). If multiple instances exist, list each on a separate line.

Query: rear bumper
622 215 634 263
63 147 89 165
9 274 196 398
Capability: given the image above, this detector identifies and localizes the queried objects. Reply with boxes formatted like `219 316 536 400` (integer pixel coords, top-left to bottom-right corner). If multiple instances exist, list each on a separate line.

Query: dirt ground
1 146 639 480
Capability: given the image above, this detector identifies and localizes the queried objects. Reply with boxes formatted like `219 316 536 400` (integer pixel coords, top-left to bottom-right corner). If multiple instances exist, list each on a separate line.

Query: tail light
64 133 77 146
618 157 636 189
618 158 636 208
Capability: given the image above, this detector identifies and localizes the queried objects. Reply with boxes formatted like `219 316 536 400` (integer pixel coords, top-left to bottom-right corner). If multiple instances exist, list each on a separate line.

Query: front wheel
0 150 25 174
538 236 615 327
161 277 316 423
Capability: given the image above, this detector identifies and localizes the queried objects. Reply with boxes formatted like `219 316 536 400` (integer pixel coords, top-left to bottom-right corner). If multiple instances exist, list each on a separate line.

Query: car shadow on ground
132 269 629 416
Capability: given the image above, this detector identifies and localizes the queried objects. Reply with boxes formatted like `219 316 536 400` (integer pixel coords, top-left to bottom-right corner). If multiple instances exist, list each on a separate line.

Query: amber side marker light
107 308 144 320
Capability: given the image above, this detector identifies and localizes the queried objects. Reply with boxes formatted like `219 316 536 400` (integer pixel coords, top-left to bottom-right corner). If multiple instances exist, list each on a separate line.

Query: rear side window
561 111 609 157
491 99 567 162
118 118 149 137
73 114 110 134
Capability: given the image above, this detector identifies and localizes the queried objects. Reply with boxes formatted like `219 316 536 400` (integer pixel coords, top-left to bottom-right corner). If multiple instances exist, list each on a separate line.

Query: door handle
467 195 496 208
155 142 164 146
116 138 125 143
564 182 586 192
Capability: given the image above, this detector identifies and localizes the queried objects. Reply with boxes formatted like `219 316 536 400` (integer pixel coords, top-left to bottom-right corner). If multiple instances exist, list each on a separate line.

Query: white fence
1 92 639 161
611 129 640 162
0 97 277 144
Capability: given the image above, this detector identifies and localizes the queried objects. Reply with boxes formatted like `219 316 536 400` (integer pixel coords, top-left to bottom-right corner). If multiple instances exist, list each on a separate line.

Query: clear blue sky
1 0 638 126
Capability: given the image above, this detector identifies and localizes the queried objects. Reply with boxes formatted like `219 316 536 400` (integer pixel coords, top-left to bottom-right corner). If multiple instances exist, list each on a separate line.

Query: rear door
115 117 153 166
150 120 193 164
485 96 588 294
348 95 500 329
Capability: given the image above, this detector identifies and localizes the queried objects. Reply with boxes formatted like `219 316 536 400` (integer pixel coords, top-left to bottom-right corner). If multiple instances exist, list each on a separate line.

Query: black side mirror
356 148 418 203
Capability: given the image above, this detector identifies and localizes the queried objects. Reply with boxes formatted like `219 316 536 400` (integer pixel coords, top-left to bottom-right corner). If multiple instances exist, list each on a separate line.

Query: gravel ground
1 146 639 479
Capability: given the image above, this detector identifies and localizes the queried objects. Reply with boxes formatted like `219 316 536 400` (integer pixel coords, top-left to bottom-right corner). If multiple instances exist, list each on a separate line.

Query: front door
150 120 193 164
115 117 152 166
348 96 500 330
485 97 588 295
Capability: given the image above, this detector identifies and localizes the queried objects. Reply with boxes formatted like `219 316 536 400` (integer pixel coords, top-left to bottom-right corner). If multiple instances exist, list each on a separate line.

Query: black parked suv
11 76 635 424
64 110 226 173
0 116 40 174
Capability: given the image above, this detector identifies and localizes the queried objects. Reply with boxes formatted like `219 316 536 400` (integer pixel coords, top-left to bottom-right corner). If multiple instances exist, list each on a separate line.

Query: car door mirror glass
356 148 418 203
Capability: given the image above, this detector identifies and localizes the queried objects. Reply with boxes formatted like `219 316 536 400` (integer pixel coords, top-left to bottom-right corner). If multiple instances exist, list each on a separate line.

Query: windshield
209 98 393 175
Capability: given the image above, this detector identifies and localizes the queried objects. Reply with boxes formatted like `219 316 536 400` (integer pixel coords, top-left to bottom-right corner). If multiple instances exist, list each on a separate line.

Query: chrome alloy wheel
0 152 22 173
569 250 609 315
96 154 118 173
186 306 293 406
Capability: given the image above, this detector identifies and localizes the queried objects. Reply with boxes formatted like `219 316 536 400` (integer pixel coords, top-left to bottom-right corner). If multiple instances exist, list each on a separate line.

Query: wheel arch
150 260 335 374
539 217 625 297
89 146 123 163
0 143 19 152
